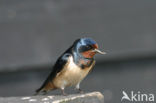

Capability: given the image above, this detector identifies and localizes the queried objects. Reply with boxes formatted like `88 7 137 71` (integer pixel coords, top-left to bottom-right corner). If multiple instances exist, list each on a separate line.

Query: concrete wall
0 0 156 69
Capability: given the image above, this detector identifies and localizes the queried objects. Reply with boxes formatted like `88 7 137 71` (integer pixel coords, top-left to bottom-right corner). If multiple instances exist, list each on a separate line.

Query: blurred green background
0 0 156 103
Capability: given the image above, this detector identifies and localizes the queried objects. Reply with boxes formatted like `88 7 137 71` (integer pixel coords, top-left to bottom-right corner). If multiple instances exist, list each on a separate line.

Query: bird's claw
61 89 68 96
78 88 84 94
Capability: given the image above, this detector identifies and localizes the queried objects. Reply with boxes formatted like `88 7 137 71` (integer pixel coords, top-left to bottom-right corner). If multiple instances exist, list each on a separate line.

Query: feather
35 47 72 94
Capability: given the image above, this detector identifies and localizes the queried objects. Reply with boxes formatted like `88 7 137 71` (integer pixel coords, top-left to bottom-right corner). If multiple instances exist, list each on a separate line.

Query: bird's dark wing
48 53 71 80
36 52 72 93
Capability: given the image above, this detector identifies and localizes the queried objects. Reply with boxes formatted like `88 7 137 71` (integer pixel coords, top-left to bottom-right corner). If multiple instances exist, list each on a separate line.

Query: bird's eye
79 45 93 53
86 45 89 48
86 45 92 50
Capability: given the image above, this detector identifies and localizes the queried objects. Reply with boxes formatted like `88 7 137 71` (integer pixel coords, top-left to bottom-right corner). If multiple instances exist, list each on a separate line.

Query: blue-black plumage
35 38 106 95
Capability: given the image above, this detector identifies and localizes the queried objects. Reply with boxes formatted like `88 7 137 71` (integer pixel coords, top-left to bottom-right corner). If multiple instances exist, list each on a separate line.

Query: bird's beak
93 49 106 54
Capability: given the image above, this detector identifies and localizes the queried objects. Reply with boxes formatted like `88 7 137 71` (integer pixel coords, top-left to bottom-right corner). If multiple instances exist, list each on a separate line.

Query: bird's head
73 38 106 58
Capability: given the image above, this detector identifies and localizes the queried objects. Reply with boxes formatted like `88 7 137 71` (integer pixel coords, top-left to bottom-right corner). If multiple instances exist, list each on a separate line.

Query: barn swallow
35 38 106 95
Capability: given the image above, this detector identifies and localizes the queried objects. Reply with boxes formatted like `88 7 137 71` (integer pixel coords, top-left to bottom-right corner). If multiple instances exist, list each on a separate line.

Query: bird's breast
53 56 95 88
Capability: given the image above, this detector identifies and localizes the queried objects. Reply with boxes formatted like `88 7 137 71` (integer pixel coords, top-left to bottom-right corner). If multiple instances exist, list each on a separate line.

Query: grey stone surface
0 92 104 103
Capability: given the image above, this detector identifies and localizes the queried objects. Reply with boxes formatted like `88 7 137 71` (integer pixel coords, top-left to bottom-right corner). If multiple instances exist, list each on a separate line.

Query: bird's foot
42 90 48 95
63 92 68 96
61 89 68 96
77 88 84 94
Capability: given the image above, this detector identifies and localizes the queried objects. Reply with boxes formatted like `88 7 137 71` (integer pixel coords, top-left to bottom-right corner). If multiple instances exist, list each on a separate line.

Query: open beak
93 49 106 54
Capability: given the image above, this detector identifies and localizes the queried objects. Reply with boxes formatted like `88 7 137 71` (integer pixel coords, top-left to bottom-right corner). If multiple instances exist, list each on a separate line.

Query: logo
121 91 154 102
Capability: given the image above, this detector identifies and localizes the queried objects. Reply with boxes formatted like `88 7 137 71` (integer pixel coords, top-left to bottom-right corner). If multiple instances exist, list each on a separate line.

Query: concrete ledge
0 92 104 103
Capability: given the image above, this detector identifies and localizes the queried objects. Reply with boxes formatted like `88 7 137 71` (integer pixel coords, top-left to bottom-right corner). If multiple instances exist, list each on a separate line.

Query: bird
35 37 106 95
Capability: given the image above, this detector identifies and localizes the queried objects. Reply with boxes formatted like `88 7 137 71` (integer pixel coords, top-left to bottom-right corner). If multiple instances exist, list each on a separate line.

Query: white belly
53 56 95 89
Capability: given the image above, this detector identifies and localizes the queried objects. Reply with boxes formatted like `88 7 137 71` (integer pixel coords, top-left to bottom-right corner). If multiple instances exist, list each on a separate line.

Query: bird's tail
34 82 56 95
34 87 43 96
